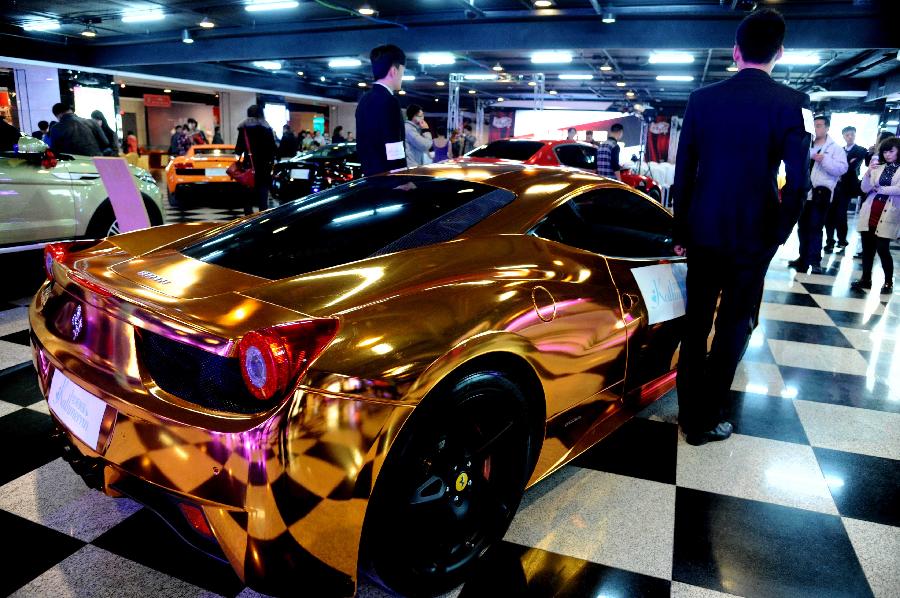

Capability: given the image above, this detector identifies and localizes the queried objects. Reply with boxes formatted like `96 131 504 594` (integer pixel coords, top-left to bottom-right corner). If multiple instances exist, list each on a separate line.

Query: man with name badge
356 45 408 176
671 9 811 446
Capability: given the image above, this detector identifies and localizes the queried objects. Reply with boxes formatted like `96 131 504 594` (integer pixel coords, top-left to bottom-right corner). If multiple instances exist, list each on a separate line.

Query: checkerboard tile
0 221 896 598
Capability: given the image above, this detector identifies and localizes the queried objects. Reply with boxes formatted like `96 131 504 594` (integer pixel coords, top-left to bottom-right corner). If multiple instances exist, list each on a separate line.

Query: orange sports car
30 163 685 597
165 144 239 206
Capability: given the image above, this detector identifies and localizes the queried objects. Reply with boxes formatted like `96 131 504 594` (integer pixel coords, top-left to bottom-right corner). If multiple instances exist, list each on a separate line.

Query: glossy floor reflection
0 223 898 597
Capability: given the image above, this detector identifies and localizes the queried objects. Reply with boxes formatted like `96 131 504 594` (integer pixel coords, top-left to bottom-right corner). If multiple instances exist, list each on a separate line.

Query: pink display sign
92 158 151 233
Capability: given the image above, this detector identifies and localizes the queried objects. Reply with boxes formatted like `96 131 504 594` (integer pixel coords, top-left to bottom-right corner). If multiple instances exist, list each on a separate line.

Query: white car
0 134 164 248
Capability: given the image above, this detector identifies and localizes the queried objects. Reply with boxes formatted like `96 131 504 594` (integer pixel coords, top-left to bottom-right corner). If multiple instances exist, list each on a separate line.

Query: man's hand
674 244 687 257
812 153 825 163
419 118 430 130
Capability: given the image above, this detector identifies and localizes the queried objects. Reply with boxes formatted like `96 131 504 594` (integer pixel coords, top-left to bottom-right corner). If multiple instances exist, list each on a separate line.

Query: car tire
362 369 535 597
85 197 164 238
647 188 662 203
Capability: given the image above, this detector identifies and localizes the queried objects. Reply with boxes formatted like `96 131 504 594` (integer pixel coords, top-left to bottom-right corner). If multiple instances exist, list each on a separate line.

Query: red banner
143 94 172 108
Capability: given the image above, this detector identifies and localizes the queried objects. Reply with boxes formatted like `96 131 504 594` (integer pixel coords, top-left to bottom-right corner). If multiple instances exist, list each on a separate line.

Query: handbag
227 128 256 188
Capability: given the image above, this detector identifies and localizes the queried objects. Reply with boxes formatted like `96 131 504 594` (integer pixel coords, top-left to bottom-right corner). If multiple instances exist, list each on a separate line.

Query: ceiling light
625 90 635 98
492 63 504 72
182 29 194 44
358 81 367 87
656 75 694 82
528 81 537 86
23 19 61 31
776 53 821 66
548 90 558 95
531 51 572 64
81 26 98 38
602 12 616 24
633 103 644 111
402 75 416 81
434 98 439 102
649 52 694 64
253 60 283 70
245 1 300 12
163 89 172 93
198 17 215 28
329 57 362 68
497 97 504 102
436 81 446 86
297 71 304 76
807 91 868 101
418 52 456 66
320 76 326 82
468 89 477 94
122 10 165 23
615 81 626 87
464 74 498 81
534 0 554 7
886 120 900 126
727 64 739 72
600 62 613 71
358 5 377 16
120 82 126 88
398 90 406 95
559 74 593 80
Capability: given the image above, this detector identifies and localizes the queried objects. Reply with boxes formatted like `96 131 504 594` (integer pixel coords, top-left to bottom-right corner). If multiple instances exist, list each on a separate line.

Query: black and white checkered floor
0 217 898 597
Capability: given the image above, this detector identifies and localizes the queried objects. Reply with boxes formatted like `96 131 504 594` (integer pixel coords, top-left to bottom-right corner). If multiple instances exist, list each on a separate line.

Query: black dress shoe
685 421 733 446
851 278 872 291
787 258 807 270
809 265 824 275
882 281 894 293
823 245 834 254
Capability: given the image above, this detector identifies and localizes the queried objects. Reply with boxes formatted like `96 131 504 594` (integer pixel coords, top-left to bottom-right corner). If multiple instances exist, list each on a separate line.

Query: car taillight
182 162 193 168
44 240 100 281
238 319 339 401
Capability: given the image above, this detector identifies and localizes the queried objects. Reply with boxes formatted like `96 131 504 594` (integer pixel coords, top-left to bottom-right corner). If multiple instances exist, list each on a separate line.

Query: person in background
172 124 191 156
404 104 432 167
450 129 463 157
90 110 118 155
48 102 111 157
585 130 601 148
278 124 298 158
355 44 407 175
212 126 224 144
824 125 867 254
186 118 207 145
169 125 183 155
596 124 624 181
234 104 277 216
788 114 847 274
432 126 453 162
32 120 49 141
125 131 139 154
566 127 577 141
331 125 347 144
852 136 900 293
346 131 355 142
310 140 321 150
671 8 811 446
865 131 893 166
301 130 313 150
461 124 476 154
313 130 326 147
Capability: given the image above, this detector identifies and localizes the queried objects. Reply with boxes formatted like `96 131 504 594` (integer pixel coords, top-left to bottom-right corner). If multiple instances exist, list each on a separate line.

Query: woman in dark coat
90 111 118 155
234 104 277 215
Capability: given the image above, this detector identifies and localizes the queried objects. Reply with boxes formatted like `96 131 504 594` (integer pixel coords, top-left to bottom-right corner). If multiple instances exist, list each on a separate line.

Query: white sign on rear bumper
630 263 688 325
48 372 109 451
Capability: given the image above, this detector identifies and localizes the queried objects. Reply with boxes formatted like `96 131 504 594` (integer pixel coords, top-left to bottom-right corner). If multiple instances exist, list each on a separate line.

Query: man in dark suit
356 44 407 176
671 8 811 446
824 126 868 253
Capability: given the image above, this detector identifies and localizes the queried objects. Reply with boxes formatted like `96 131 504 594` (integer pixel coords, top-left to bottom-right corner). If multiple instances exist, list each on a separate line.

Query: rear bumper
30 313 413 597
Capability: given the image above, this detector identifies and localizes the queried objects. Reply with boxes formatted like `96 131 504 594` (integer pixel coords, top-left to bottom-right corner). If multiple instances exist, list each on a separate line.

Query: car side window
555 145 597 171
532 188 676 258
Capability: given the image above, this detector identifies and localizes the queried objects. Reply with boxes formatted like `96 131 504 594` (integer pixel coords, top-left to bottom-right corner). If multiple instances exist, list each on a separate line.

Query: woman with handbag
232 105 277 215
852 136 900 293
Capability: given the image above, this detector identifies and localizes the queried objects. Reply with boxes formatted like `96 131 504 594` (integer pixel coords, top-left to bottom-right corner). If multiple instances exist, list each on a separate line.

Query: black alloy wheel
363 370 535 597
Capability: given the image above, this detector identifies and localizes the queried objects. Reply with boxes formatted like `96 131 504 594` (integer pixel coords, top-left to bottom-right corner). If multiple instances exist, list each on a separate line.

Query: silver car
0 135 164 247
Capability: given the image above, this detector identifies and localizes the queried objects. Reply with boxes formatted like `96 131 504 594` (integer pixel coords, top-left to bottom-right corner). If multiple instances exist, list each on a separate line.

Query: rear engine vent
138 330 276 414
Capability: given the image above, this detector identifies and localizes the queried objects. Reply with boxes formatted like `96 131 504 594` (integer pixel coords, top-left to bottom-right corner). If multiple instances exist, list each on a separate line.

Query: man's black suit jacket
355 84 406 176
672 68 812 262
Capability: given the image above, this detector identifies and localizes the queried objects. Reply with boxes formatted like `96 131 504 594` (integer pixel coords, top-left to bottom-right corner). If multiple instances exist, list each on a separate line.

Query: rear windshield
192 147 234 156
181 176 515 279
468 140 544 161
296 143 356 160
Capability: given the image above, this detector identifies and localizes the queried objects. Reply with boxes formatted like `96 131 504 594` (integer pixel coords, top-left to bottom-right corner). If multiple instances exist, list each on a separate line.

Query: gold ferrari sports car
29 163 684 597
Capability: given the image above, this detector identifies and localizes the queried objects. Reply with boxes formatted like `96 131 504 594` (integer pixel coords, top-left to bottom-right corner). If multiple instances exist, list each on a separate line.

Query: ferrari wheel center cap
455 472 469 492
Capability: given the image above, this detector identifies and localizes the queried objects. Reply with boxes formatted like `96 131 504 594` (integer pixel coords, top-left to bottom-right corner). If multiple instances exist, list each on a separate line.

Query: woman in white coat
853 137 900 293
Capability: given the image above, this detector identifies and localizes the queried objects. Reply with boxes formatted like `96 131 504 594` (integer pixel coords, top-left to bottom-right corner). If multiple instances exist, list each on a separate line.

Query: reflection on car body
30 163 683 597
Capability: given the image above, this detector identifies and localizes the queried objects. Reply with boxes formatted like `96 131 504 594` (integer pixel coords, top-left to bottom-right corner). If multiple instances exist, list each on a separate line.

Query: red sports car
462 139 663 202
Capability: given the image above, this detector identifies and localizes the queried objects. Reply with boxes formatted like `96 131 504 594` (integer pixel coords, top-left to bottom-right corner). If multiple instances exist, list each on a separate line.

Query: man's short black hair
814 114 830 127
51 103 70 117
464 124 473 132
735 8 786 64
406 104 423 121
187 117 198 126
370 45 406 80
877 136 900 164
567 127 577 134
38 120 49 130
841 126 856 134
246 104 261 118
610 123 624 133
174 125 182 130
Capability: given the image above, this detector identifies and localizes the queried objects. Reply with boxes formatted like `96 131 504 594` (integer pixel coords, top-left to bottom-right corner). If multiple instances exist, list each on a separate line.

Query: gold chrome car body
29 163 682 596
